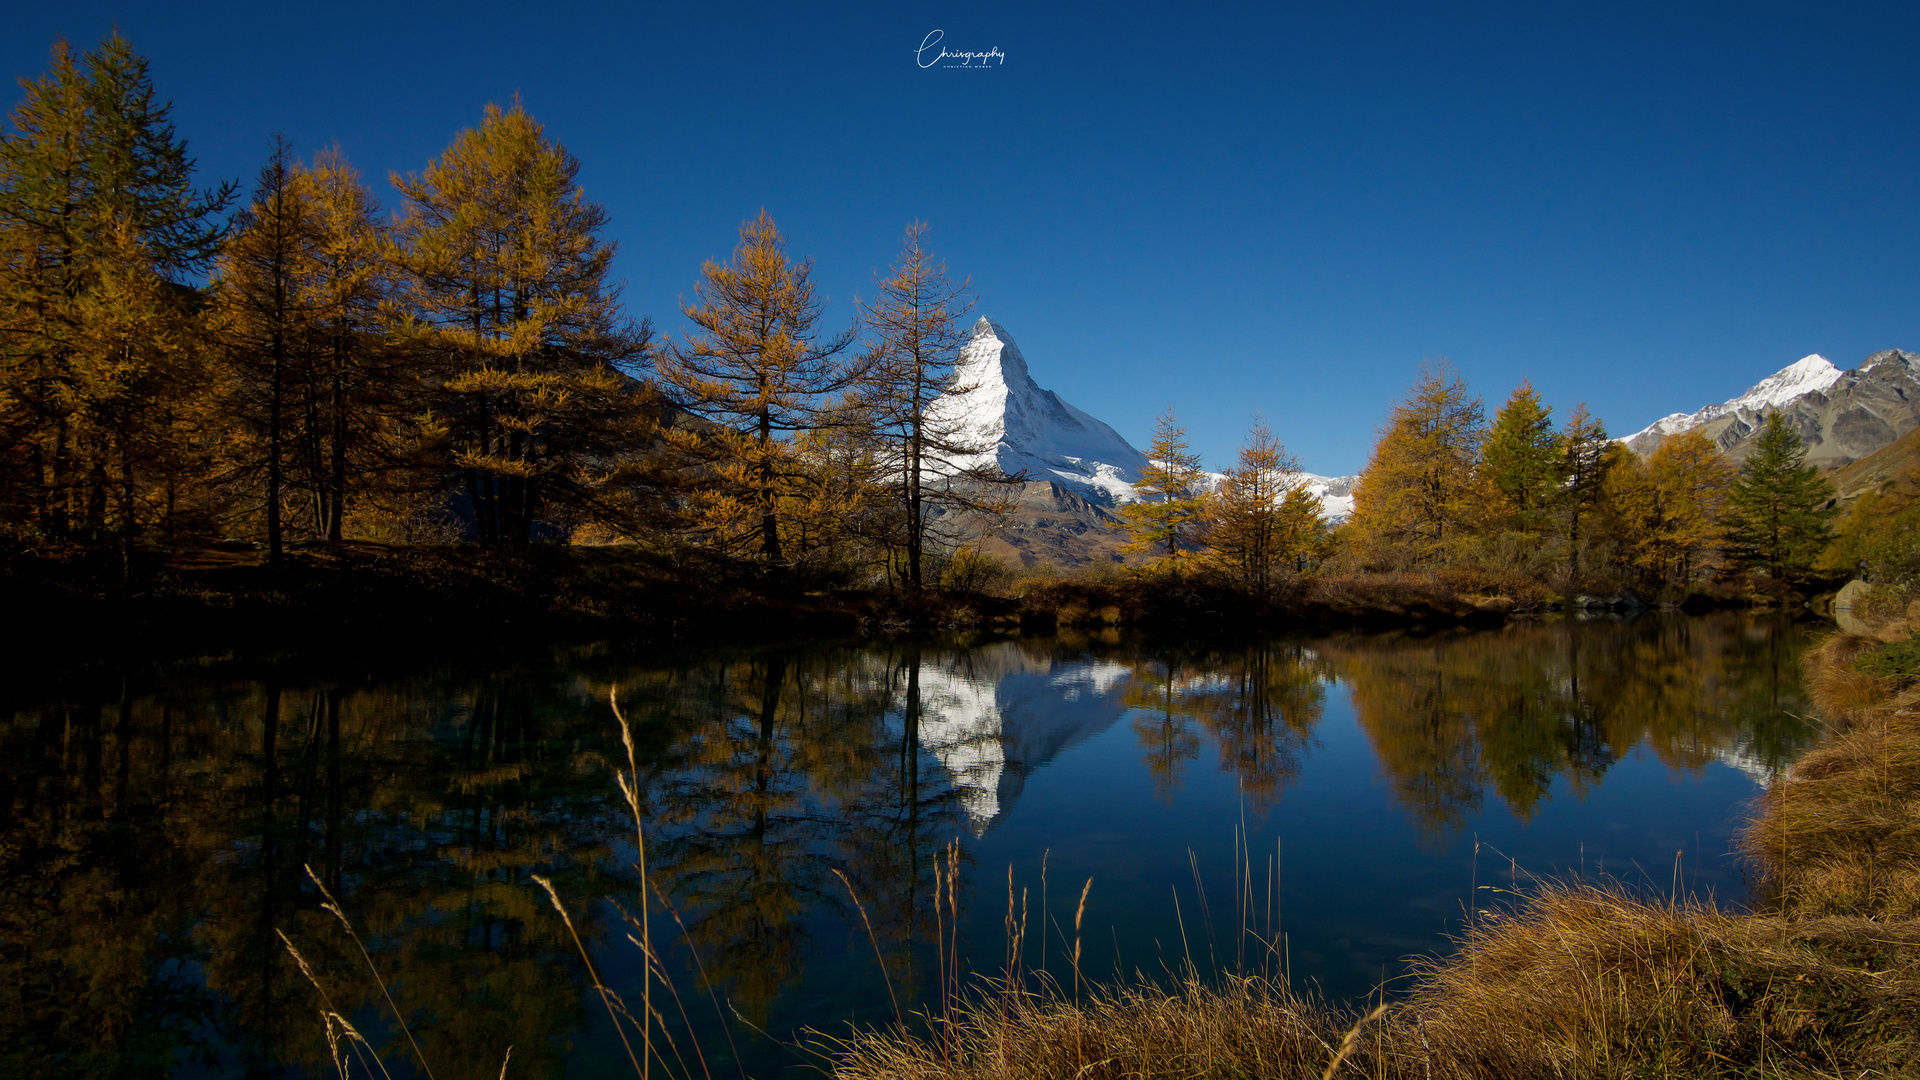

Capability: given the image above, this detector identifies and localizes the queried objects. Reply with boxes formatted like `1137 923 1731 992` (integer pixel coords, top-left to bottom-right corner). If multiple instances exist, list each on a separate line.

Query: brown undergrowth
824 629 1920 1080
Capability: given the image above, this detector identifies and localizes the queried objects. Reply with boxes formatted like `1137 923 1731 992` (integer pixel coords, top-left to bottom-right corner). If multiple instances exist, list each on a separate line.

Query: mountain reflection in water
0 615 1817 1078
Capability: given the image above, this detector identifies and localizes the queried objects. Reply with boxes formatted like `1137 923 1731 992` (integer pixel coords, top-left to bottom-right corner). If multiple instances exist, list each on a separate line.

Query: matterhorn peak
932 318 1149 505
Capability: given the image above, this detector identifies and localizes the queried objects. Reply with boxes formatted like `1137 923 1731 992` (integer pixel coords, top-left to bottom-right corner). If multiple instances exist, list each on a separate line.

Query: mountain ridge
1622 349 1920 468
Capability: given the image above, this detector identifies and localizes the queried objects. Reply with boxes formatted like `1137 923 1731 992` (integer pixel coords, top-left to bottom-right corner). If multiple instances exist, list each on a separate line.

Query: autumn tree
0 33 232 537
69 220 206 567
213 139 310 562
1480 380 1564 535
1203 418 1326 595
853 223 1015 589
1558 403 1612 579
1605 430 1732 587
390 101 654 547
1114 407 1208 571
1827 457 1920 594
1344 362 1484 568
1723 411 1836 580
658 211 856 565
295 147 405 541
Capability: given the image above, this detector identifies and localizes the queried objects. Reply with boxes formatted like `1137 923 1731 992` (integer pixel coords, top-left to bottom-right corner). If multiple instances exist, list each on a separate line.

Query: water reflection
1320 618 1813 837
0 615 1818 1078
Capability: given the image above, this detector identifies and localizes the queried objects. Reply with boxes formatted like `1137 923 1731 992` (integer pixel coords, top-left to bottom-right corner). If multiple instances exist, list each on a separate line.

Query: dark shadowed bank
0 541 1834 665
819 624 1920 1080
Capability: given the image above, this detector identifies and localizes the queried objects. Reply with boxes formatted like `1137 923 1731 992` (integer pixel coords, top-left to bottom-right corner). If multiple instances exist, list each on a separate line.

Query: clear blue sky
8 1 1918 475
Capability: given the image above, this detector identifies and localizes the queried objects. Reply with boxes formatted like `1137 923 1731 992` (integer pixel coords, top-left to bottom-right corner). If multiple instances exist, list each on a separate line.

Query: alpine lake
1 613 1824 1079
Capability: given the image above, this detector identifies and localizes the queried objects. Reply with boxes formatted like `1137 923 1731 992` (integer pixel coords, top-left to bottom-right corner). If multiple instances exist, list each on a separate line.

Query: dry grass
824 887 1920 1080
826 630 1920 1080
1743 633 1920 922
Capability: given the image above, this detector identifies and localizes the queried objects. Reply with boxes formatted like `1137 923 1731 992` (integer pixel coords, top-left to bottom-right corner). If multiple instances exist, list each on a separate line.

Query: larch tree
0 32 232 536
1724 411 1836 580
390 100 654 547
1607 429 1732 587
1480 380 1564 535
1558 403 1611 579
295 146 399 541
1344 362 1484 568
853 222 1016 590
1114 407 1208 571
1203 418 1326 595
69 217 204 568
1827 457 1920 591
658 210 856 565
213 138 310 563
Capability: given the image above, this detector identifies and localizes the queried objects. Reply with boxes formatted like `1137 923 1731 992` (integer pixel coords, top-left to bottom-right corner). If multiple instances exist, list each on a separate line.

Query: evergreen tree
1344 362 1484 568
1114 407 1208 570
658 211 856 564
1480 380 1564 535
390 101 654 546
1558 403 1611 578
1724 411 1836 580
852 223 1015 590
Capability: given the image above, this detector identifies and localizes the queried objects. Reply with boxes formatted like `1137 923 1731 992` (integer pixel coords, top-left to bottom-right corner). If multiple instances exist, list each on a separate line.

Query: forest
4 33 1914 642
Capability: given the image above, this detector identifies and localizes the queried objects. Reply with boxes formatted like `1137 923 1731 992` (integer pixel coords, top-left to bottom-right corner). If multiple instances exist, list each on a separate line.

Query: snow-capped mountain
931 318 1152 505
932 317 1357 517
1622 350 1920 468
1623 354 1843 447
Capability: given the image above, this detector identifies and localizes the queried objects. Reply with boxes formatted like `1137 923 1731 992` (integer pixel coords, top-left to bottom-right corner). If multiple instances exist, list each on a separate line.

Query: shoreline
0 541 1834 667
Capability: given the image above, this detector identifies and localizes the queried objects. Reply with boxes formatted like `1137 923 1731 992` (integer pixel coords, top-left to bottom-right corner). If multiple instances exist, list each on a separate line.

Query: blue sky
8 1 1918 474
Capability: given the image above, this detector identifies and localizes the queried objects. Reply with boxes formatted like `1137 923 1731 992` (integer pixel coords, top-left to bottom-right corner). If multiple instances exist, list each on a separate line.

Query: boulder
1833 579 1913 640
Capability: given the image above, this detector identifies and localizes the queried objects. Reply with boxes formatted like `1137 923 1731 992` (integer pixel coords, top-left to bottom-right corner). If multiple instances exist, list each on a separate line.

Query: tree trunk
328 334 346 541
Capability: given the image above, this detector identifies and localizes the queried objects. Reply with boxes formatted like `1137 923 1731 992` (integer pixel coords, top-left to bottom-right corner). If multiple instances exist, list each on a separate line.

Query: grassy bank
822 627 1920 1080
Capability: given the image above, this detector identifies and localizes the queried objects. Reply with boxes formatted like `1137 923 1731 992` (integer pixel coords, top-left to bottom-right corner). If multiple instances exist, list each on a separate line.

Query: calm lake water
1 614 1820 1079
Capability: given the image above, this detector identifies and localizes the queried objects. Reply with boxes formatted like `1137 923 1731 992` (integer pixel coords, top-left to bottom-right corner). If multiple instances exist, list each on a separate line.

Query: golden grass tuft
825 888 1920 1080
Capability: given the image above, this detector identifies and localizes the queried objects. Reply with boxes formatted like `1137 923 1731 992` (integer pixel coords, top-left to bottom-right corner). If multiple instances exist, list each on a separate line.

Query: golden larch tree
1344 362 1485 569
657 210 856 565
389 100 654 547
1114 407 1208 571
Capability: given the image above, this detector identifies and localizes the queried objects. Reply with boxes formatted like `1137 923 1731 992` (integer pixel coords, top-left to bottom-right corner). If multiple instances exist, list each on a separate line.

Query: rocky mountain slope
1624 350 1920 468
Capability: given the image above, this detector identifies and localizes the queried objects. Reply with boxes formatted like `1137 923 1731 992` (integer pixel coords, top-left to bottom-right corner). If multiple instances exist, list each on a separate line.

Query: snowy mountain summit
930 317 1357 519
1624 354 1844 448
1620 350 1920 468
932 318 1151 505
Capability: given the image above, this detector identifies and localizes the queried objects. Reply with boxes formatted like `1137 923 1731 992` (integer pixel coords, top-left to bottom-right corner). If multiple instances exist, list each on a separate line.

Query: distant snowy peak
930 317 1358 518
933 318 1150 505
1294 473 1356 522
1625 354 1842 445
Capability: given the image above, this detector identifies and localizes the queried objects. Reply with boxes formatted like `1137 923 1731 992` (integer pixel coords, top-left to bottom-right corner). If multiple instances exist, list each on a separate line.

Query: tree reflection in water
0 615 1818 1077
1321 616 1818 839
